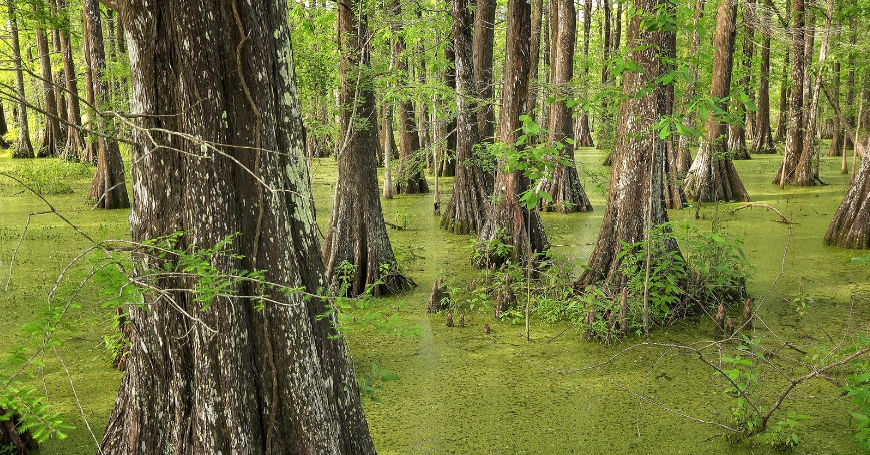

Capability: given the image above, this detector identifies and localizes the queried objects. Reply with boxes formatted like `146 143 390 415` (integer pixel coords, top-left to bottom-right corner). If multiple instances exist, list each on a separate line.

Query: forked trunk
102 1 377 453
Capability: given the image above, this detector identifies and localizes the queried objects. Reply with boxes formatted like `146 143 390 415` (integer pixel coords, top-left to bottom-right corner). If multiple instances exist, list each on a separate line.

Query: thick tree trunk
391 0 429 194
441 0 491 235
324 0 410 297
475 0 548 268
527 0 544 125
775 0 814 186
102 1 377 454
684 0 750 203
825 135 870 249
473 0 497 143
85 0 130 209
728 0 754 160
34 19 63 157
541 0 592 213
55 0 85 160
752 0 776 154
576 0 680 288
574 0 594 148
7 1 34 158
675 0 706 174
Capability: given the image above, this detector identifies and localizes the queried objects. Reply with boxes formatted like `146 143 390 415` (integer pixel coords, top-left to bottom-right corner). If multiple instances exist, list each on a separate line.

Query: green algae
0 148 867 454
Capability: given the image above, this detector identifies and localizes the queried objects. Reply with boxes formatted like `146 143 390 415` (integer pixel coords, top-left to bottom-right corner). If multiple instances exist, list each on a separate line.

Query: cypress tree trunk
775 0 814 186
101 1 377 453
391 0 429 194
34 20 62 158
752 0 775 154
828 61 843 157
675 0 706 174
475 0 548 268
441 39 457 177
441 0 492 235
728 0 754 160
576 0 680 288
7 0 34 158
55 0 85 160
774 51 790 143
574 0 594 148
0 101 8 149
597 0 613 153
528 0 544 126
81 5 98 165
802 0 834 172
50 25 68 141
323 0 410 297
85 0 130 209
843 19 857 152
473 0 497 143
541 0 592 213
825 135 870 249
683 0 750 203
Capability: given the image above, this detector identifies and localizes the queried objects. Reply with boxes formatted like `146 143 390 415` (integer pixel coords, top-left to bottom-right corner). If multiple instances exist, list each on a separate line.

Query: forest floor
0 146 868 454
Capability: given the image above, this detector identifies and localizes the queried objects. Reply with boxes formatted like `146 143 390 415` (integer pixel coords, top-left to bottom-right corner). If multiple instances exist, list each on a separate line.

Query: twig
729 203 795 224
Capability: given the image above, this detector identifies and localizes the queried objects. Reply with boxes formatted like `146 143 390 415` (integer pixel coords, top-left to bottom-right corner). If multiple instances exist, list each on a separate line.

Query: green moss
1 148 867 454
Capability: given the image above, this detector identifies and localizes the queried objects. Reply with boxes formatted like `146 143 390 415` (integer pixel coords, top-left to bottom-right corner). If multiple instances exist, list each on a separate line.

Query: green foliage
5 160 93 195
764 413 807 452
844 335 870 453
357 362 399 403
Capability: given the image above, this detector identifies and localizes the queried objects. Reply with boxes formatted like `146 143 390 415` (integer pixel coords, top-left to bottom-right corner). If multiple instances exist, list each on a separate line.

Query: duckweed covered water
1 147 867 454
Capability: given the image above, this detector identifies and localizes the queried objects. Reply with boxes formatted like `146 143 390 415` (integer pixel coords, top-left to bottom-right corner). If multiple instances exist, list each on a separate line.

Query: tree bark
55 0 86 160
775 0 814 186
683 0 750 203
843 19 857 152
574 0 594 148
85 0 130 209
576 0 681 288
441 0 492 235
51 24 69 141
7 0 34 158
527 0 544 125
827 61 843 156
441 39 457 177
597 0 614 152
728 0 754 160
391 0 429 194
323 0 410 297
81 4 98 165
473 0 497 143
34 13 63 158
825 135 870 249
101 1 377 453
751 0 775 154
541 0 592 213
475 0 548 268
774 51 789 143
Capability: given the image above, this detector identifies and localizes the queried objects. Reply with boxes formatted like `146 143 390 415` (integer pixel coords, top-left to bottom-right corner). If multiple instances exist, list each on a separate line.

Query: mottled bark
775 0 814 186
597 0 613 151
574 0 594 148
81 4 97 165
85 0 130 209
675 0 706 174
7 1 34 158
683 0 750 203
56 0 85 160
752 0 775 154
34 16 62 157
324 0 410 297
576 0 680 288
474 0 497 143
825 135 870 249
441 0 491 235
391 0 429 194
527 0 544 124
475 0 548 268
101 1 377 454
541 0 592 213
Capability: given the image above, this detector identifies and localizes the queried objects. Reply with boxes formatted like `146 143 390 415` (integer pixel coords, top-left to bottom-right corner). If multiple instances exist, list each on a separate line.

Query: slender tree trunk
441 39 456 177
85 0 130 209
573 0 594 147
598 0 614 154
683 0 750 203
752 0 775 154
391 0 428 194
323 0 410 297
827 60 843 157
843 18 857 152
539 0 551 130
576 0 681 288
7 1 34 158
0 101 8 149
775 0 813 186
34 18 62 158
474 0 497 144
675 0 706 174
541 0 592 213
528 0 544 125
774 51 790 143
82 5 98 165
50 26 68 140
383 102 395 199
475 0 548 268
802 0 834 174
56 0 85 160
102 1 377 453
441 0 492 235
728 0 754 160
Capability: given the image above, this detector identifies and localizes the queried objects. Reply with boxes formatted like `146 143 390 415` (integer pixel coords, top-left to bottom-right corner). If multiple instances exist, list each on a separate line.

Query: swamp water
0 148 867 454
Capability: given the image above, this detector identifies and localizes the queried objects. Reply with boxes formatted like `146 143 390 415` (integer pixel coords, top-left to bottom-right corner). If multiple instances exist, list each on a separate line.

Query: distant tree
34 9 62 158
474 0 496 143
323 0 410 297
55 0 85 160
752 0 776 154
7 0 34 158
675 0 706 174
727 0 753 160
574 0 594 148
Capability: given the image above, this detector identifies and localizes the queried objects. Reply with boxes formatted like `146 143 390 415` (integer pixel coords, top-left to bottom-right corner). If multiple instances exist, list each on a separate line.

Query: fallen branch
729 203 795 224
